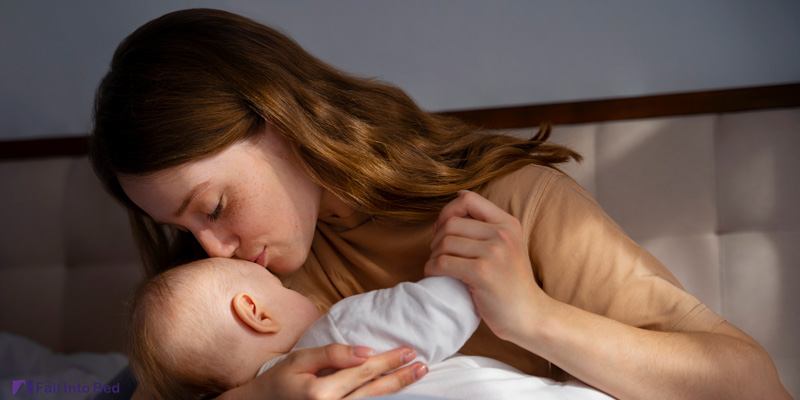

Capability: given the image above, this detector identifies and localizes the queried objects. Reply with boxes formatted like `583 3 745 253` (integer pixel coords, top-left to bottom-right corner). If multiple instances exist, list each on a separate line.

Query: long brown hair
90 8 581 275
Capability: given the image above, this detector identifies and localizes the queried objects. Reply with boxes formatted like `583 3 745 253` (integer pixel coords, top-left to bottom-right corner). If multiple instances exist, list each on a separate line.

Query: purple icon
11 380 26 395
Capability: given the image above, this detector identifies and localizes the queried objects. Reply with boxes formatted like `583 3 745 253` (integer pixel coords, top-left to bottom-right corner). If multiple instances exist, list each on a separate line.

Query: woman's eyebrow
174 180 212 217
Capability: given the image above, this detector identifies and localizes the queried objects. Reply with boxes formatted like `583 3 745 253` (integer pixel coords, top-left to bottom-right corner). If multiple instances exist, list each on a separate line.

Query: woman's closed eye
207 198 224 222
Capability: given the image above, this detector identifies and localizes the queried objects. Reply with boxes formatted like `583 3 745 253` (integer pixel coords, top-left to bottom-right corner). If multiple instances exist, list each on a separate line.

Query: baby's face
209 258 320 385
215 257 321 339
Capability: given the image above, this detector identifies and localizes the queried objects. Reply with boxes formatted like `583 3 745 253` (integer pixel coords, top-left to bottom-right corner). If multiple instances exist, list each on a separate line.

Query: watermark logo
11 380 29 395
11 379 120 396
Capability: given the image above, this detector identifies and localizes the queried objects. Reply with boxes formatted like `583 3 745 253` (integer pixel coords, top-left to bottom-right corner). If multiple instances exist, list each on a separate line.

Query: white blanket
401 355 614 400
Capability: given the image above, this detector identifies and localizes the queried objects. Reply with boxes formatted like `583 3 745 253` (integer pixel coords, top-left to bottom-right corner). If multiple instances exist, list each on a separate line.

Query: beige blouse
281 164 724 379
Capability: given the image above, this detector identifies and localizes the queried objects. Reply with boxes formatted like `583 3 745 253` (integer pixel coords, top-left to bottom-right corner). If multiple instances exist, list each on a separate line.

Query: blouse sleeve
523 170 723 333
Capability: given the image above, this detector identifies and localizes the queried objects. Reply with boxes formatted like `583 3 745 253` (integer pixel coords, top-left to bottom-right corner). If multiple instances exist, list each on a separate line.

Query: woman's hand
218 344 426 400
425 190 546 342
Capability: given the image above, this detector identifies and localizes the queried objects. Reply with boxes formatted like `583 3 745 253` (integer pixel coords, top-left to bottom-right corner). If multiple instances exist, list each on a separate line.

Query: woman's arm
515 287 789 399
426 190 790 400
218 344 426 400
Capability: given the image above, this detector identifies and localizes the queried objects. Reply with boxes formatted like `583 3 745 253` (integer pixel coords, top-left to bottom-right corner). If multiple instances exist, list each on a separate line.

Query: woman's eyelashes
207 199 223 222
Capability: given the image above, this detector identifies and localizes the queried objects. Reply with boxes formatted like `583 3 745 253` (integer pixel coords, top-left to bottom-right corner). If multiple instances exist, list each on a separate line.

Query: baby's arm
286 276 479 368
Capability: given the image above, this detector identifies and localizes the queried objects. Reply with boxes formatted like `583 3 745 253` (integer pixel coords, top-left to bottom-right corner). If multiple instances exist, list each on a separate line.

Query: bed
1 83 798 399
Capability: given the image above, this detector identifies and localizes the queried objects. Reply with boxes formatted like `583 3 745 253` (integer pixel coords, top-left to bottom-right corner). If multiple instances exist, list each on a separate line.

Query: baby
128 258 614 400
127 257 479 400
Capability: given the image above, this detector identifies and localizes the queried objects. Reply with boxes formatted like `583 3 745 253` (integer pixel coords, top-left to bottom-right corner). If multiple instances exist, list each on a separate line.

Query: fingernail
433 221 439 234
402 349 417 364
458 190 470 196
413 363 429 380
352 346 373 359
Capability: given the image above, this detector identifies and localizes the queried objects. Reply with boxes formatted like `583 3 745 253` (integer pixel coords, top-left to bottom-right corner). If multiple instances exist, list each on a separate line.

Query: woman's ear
232 292 281 334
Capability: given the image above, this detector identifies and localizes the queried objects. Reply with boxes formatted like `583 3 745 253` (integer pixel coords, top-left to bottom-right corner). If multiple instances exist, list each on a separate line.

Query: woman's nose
194 228 237 258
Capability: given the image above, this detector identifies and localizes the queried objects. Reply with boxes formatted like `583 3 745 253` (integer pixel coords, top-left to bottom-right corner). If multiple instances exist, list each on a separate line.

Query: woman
91 8 789 400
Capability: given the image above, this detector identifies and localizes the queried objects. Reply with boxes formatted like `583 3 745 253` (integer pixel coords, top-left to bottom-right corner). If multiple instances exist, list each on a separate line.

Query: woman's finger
344 362 428 399
284 343 373 374
430 214 495 251
429 234 487 261
323 347 417 390
435 190 512 228
425 254 482 284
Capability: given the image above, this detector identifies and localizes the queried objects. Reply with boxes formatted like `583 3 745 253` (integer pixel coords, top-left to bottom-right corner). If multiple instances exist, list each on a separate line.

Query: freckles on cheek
227 188 248 224
230 180 267 229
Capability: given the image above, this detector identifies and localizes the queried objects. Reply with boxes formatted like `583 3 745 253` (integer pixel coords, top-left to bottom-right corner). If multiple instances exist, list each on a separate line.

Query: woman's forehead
119 143 248 189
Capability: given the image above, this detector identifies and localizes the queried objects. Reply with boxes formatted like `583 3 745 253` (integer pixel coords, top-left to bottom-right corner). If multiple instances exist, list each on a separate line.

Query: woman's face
119 126 322 275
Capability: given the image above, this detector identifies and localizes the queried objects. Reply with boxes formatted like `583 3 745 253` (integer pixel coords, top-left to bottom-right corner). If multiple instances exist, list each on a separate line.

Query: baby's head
127 257 320 400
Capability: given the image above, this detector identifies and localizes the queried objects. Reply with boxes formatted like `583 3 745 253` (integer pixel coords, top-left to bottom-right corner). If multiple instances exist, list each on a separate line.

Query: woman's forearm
515 295 790 400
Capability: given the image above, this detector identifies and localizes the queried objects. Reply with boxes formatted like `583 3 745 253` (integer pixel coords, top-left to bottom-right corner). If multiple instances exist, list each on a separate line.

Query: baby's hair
126 259 247 400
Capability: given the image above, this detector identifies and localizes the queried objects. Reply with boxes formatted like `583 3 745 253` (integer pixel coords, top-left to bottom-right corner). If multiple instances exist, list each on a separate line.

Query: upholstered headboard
1 83 798 397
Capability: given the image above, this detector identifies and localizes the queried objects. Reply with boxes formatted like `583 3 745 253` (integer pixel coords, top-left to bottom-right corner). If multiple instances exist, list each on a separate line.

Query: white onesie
258 276 478 373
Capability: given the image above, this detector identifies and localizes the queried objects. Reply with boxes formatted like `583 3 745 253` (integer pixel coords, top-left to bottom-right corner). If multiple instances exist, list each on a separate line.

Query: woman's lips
252 247 267 268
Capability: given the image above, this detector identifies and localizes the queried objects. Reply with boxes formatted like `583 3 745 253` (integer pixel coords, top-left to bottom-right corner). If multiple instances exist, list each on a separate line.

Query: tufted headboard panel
533 108 800 397
0 157 141 353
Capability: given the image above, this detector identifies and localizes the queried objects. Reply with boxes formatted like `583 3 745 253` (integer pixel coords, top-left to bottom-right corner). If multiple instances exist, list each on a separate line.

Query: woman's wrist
503 286 561 351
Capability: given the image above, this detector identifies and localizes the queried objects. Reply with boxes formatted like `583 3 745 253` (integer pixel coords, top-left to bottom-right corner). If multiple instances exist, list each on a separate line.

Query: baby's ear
232 292 281 334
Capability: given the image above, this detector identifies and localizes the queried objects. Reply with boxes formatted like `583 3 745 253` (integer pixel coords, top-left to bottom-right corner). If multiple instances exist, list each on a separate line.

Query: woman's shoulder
480 163 596 231
485 163 564 189
480 164 573 207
